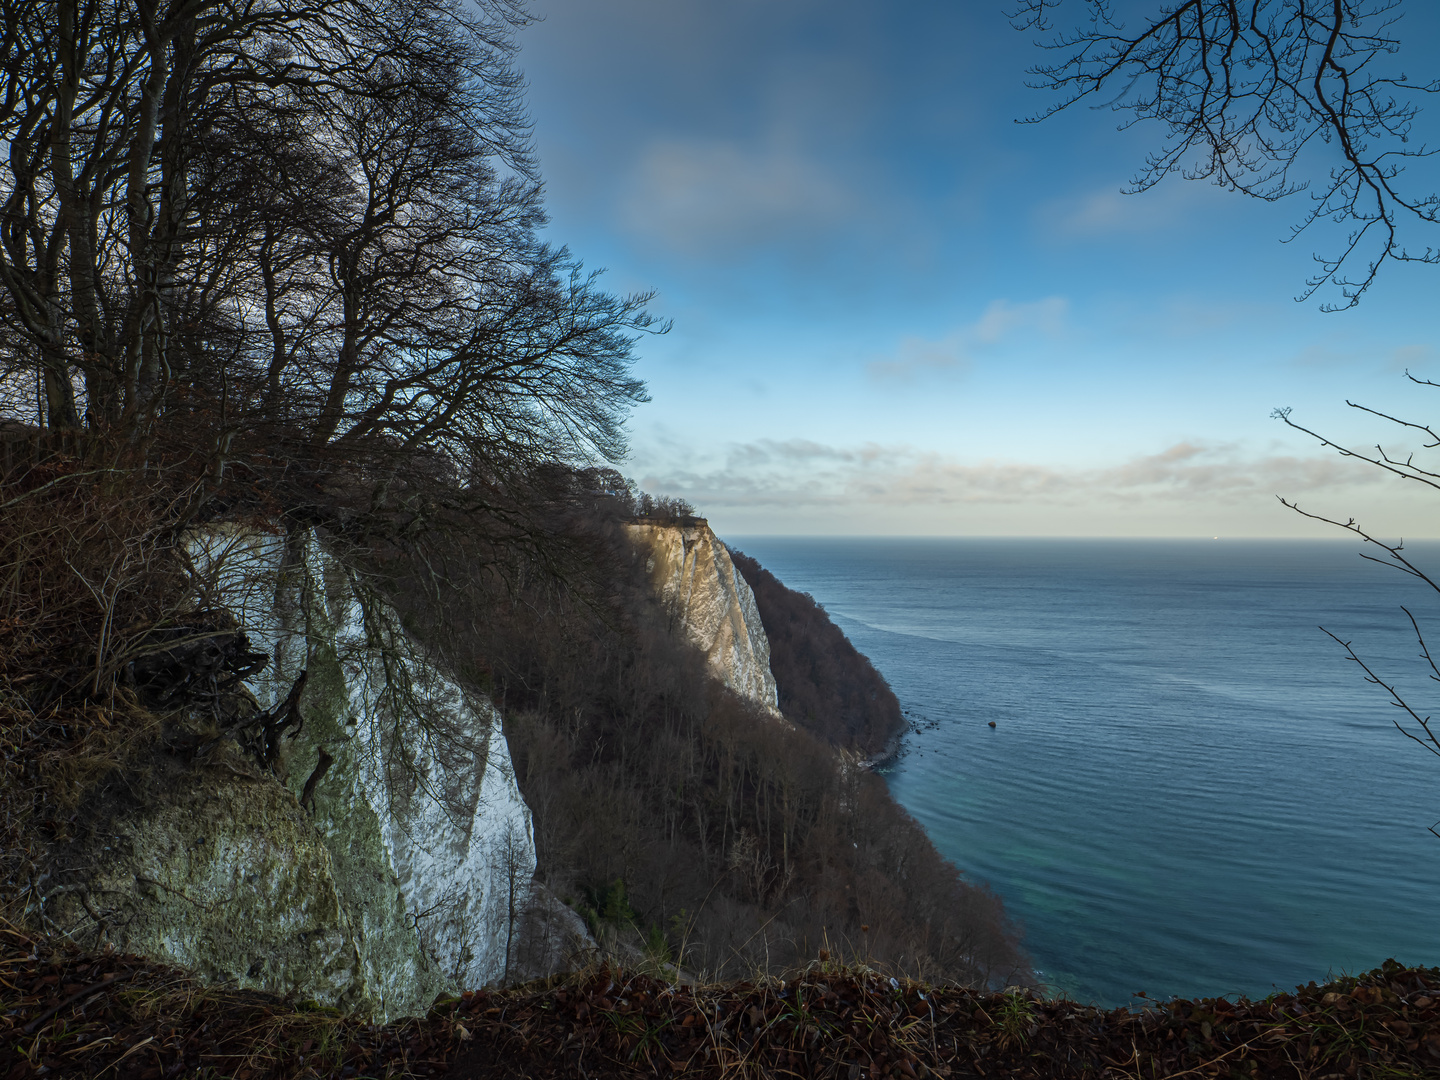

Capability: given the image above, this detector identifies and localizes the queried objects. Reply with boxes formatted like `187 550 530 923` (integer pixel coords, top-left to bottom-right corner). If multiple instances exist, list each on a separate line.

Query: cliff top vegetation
4 923 1436 1079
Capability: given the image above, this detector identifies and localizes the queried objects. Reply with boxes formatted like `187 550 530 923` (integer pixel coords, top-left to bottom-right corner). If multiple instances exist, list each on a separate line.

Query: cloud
972 297 1067 342
635 438 1390 513
724 439 868 469
1389 344 1439 373
869 297 1068 379
1035 181 1228 240
619 136 854 255
1290 345 1361 368
869 333 971 379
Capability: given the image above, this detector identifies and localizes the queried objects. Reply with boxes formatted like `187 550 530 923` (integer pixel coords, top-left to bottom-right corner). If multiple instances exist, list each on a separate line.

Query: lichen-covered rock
626 521 780 712
46 526 542 1022
47 743 374 1010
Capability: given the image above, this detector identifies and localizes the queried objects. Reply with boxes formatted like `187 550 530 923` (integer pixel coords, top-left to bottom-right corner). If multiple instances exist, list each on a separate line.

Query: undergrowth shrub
0 450 218 922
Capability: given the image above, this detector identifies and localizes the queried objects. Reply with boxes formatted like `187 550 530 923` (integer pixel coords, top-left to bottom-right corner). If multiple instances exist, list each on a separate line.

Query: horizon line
717 533 1440 542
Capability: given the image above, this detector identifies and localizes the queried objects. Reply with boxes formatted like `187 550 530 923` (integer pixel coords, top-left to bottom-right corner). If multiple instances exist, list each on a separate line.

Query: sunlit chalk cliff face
47 527 555 1022
626 521 780 713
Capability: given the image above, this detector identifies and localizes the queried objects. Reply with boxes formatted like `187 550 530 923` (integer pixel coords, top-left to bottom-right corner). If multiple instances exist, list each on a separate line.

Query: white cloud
1035 181 1228 240
636 438 1391 513
1389 344 1439 373
972 297 1068 342
869 297 1069 379
619 136 854 254
869 333 971 378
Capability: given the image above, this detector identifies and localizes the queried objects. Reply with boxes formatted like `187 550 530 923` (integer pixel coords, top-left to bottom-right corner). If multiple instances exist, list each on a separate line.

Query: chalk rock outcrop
626 521 780 712
45 527 544 1021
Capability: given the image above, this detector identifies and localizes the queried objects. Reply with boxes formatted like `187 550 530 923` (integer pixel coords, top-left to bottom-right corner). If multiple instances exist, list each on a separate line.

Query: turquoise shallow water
728 537 1440 1006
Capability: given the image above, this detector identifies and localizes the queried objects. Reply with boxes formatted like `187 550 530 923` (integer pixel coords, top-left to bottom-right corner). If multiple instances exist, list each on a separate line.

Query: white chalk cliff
45 527 549 1021
42 520 778 1020
626 521 780 713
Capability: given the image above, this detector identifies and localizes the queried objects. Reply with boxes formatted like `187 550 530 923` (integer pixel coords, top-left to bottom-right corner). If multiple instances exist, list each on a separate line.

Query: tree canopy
0 0 656 496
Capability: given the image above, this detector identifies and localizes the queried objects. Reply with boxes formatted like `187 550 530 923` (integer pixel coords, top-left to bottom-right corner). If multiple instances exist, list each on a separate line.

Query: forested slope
729 550 905 758
384 470 1028 988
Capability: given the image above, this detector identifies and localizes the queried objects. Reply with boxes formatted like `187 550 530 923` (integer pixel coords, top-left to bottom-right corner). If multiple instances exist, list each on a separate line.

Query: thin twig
1320 627 1440 758
1277 497 1440 597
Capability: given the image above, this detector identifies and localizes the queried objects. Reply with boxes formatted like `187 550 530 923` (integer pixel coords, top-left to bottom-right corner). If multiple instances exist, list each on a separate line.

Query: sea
727 537 1440 1007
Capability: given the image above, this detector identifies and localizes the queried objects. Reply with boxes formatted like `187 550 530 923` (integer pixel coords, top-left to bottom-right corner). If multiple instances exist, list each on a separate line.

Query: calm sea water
728 537 1440 1006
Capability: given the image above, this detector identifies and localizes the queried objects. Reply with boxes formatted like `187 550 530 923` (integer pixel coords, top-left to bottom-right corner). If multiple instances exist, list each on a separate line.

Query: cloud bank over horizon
627 435 1440 538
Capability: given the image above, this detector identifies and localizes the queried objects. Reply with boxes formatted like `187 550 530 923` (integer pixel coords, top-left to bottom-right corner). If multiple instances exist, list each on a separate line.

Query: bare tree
491 819 533 984
1272 388 1440 832
0 0 658 504
1012 0 1439 308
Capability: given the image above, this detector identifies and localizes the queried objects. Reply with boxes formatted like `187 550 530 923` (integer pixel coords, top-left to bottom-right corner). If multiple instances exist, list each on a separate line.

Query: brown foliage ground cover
4 924 1437 1080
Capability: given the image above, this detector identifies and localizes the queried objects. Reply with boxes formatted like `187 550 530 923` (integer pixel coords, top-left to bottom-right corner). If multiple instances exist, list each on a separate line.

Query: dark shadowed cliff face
729 550 905 758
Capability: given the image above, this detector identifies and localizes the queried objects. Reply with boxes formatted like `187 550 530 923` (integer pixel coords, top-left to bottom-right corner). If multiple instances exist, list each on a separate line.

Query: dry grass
4 921 1438 1080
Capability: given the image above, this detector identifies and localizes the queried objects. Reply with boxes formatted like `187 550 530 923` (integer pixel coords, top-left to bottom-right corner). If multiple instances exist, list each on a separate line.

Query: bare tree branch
1013 0 1440 308
0 0 659 519
1320 624 1440 758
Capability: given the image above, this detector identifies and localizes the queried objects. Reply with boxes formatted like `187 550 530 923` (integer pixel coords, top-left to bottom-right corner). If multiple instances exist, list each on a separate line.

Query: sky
516 0 1440 537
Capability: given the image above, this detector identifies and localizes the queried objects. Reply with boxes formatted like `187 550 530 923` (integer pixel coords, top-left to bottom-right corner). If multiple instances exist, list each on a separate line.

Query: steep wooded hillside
729 550 905 758
383 472 1028 988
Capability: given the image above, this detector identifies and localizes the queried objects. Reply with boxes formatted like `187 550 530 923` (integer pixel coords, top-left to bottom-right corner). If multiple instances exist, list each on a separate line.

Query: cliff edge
38 527 571 1022
625 521 780 713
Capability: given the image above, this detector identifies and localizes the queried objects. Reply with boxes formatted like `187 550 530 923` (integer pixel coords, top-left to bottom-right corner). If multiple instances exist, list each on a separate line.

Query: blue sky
518 0 1440 537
